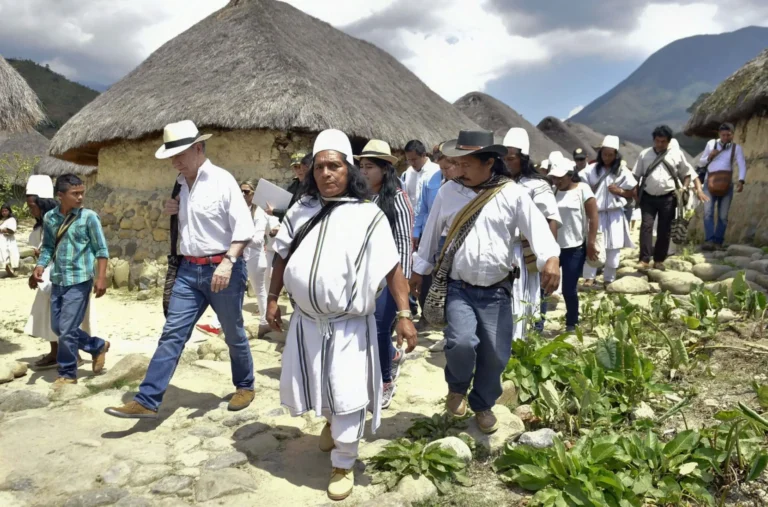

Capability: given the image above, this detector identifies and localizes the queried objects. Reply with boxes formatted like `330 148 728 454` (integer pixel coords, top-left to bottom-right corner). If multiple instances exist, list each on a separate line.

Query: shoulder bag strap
591 168 612 194
51 213 77 261
659 160 681 190
169 182 182 257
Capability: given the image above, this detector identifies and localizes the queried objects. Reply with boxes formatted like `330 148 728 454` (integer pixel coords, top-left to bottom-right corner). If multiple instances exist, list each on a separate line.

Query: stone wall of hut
90 129 314 292
688 115 768 245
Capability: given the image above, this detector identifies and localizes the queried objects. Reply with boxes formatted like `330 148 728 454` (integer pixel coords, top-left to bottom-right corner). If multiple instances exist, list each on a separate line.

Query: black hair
719 122 734 132
32 197 58 229
474 153 513 178
301 151 371 204
300 153 313 167
509 149 547 182
361 157 401 230
652 125 674 142
404 140 427 157
596 148 623 175
1 203 13 219
55 173 84 194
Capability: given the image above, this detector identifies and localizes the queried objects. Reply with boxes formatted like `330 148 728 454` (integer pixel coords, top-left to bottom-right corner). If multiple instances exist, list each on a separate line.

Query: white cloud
567 106 584 119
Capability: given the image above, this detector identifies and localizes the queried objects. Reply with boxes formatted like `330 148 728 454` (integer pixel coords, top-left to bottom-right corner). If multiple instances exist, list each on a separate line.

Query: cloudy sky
1 0 767 123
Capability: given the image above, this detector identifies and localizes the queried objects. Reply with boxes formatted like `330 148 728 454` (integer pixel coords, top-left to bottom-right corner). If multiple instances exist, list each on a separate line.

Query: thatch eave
0 55 46 134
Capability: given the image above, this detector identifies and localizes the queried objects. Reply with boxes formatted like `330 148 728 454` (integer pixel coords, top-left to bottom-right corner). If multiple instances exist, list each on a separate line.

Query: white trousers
583 248 621 283
211 253 268 327
323 409 361 469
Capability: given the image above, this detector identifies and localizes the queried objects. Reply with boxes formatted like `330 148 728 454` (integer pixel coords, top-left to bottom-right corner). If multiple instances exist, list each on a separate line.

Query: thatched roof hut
453 92 565 162
0 55 45 134
49 0 477 166
537 117 598 161
685 49 768 138
0 130 94 179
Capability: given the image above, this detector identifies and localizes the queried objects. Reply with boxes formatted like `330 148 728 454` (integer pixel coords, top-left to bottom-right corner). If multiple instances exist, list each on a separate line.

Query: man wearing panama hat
106 120 257 419
410 130 560 434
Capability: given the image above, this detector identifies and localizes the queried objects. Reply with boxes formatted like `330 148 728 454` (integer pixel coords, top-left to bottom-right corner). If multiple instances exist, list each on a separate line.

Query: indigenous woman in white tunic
580 136 637 287
265 130 417 502
502 129 561 340
0 204 19 276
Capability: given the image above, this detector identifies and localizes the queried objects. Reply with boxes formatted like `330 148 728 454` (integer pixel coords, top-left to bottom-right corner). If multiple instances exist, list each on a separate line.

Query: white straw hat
502 128 530 156
600 135 620 151
313 129 354 165
354 139 398 164
155 120 212 159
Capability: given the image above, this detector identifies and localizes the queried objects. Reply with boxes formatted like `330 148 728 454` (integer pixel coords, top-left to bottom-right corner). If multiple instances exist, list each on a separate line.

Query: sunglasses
241 189 253 195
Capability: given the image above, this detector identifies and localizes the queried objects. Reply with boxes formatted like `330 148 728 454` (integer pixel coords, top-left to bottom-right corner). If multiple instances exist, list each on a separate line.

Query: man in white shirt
401 140 441 250
106 120 256 419
699 122 747 250
409 130 560 435
633 125 695 270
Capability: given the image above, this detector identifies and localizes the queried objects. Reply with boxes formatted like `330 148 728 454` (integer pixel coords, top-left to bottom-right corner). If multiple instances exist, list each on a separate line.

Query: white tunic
0 217 19 269
274 198 399 438
579 164 636 250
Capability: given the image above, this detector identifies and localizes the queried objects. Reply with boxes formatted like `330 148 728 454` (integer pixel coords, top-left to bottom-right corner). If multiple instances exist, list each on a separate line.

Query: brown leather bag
707 142 737 197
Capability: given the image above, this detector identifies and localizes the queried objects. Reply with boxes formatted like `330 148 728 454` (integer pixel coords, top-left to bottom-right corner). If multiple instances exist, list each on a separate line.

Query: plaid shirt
37 206 109 287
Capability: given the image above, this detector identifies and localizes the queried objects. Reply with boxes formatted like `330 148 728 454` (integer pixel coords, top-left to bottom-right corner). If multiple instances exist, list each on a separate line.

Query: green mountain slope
572 26 768 152
7 59 99 139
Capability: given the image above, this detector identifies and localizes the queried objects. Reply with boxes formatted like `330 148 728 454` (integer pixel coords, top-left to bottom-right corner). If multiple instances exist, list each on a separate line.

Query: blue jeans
703 177 734 244
51 280 106 379
444 279 513 412
560 245 587 328
135 259 254 411
374 286 398 383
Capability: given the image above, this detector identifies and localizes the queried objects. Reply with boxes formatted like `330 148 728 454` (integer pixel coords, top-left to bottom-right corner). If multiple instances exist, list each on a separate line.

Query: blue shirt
413 170 443 239
37 206 109 287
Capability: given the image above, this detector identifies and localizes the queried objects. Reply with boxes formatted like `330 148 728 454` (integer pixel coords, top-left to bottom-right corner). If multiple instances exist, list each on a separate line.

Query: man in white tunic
410 130 560 434
265 129 417 502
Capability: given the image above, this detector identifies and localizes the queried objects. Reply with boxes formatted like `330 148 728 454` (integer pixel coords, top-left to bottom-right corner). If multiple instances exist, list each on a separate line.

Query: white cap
600 135 620 151
313 129 354 166
502 127 529 156
540 160 550 171
548 158 573 178
26 175 54 199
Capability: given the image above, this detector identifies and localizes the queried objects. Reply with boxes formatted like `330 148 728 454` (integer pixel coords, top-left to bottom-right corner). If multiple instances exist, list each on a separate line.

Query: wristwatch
395 310 413 321
224 254 238 264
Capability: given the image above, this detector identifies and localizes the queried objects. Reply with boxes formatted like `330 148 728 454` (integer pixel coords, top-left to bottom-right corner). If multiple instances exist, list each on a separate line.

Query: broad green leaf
733 271 748 296
590 443 617 464
632 472 653 495
754 383 768 410
684 316 701 330
493 446 534 471
746 453 768 482
739 402 768 429
714 409 743 421
533 341 573 365
518 464 551 480
678 462 698 476
681 479 715 506
563 480 592 506
670 337 689 367
595 339 618 370
663 430 700 458
539 380 561 410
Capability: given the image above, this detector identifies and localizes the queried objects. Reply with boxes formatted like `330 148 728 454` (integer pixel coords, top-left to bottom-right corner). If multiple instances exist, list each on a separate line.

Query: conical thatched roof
0 55 45 134
537 117 598 161
49 0 478 166
565 121 645 166
0 130 94 179
685 49 768 137
453 92 565 162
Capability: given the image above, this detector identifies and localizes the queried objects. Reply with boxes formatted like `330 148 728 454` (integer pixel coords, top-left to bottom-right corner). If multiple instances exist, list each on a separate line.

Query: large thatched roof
0 55 45 134
0 130 94 178
49 0 478 166
537 117 598 161
685 49 768 137
453 92 565 162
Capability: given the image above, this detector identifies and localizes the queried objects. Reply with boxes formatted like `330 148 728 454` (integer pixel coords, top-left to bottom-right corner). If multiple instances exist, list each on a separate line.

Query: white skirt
0 235 19 269
600 209 635 251
511 243 540 341
24 289 96 342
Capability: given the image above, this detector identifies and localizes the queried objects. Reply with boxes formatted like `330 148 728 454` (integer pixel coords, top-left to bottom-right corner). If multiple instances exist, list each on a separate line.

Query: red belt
184 254 227 265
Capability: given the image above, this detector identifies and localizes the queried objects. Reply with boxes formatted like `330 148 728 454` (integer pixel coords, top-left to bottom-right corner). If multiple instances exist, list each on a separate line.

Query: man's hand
266 299 282 332
587 242 598 262
29 266 44 290
540 257 561 295
93 276 108 298
395 317 418 353
33 248 40 257
411 237 420 252
164 196 180 215
697 190 711 203
737 181 744 193
607 184 623 196
409 273 423 298
265 203 274 216
211 258 233 293
269 226 279 238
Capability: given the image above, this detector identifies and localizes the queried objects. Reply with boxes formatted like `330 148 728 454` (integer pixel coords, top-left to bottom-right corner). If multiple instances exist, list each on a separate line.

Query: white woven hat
25 175 54 199
502 128 530 156
313 129 354 165
155 120 212 159
600 135 620 151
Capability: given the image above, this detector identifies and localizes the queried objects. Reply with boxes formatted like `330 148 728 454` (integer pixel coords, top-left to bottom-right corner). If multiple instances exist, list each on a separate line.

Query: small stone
518 428 558 449
232 421 270 440
649 282 661 293
116 443 169 465
10 362 27 378
88 354 150 391
513 404 538 424
114 496 151 507
717 309 738 323
176 468 200 478
63 488 129 507
136 292 149 301
0 364 14 384
173 436 201 454
395 475 437 503
239 433 280 459
223 410 259 427
195 469 257 502
150 476 193 495
202 353 216 361
99 462 133 486
606 277 650 294
631 401 655 421
425 437 472 462
0 390 50 412
188 426 224 438
179 347 198 365
130 465 173 487
203 451 248 470
1 473 36 492
664 258 693 273
496 380 518 407
49 383 91 402
704 399 719 408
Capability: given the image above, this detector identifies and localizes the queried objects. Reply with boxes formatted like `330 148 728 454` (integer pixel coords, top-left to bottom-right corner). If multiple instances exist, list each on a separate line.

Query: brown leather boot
227 389 255 411
92 341 110 374
104 401 158 419
446 392 467 417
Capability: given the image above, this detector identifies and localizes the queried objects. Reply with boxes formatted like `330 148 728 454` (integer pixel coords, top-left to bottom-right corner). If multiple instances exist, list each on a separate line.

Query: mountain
571 26 768 152
7 59 100 139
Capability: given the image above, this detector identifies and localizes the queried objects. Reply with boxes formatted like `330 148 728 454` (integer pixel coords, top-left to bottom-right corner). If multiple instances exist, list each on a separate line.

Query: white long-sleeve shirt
699 140 747 181
413 181 561 287
178 159 255 257
401 160 441 218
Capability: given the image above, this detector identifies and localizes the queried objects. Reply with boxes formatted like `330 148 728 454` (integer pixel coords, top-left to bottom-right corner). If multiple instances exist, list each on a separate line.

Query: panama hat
599 135 620 151
25 175 54 199
441 130 507 158
502 128 530 156
313 129 354 165
354 139 398 164
155 120 212 159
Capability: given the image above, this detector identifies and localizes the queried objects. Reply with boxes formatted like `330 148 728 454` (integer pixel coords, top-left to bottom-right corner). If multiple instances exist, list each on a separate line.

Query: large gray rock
49 383 91 402
692 263 733 282
664 259 693 273
0 363 14 384
113 260 130 289
129 465 173 487
518 428 558 449
116 444 169 465
466 405 525 453
195 469 257 502
756 275 768 291
88 354 150 390
748 259 768 274
150 475 193 495
99 462 133 487
203 451 248 470
727 245 763 258
724 256 754 270
606 277 650 294
496 380 517 406
222 410 258 428
1 472 36 492
395 475 437 503
232 422 270 440
425 437 472 463
631 401 655 421
658 272 704 295
63 488 129 507
717 270 761 283
114 497 151 507
616 267 644 279
239 433 279 459
0 390 50 412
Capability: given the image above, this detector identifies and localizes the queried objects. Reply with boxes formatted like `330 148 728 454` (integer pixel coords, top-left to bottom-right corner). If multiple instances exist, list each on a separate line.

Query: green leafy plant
406 413 469 440
502 334 577 405
370 438 471 494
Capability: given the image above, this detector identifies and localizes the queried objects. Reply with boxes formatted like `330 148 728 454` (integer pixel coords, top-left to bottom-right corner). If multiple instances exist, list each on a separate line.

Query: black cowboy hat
440 130 508 158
